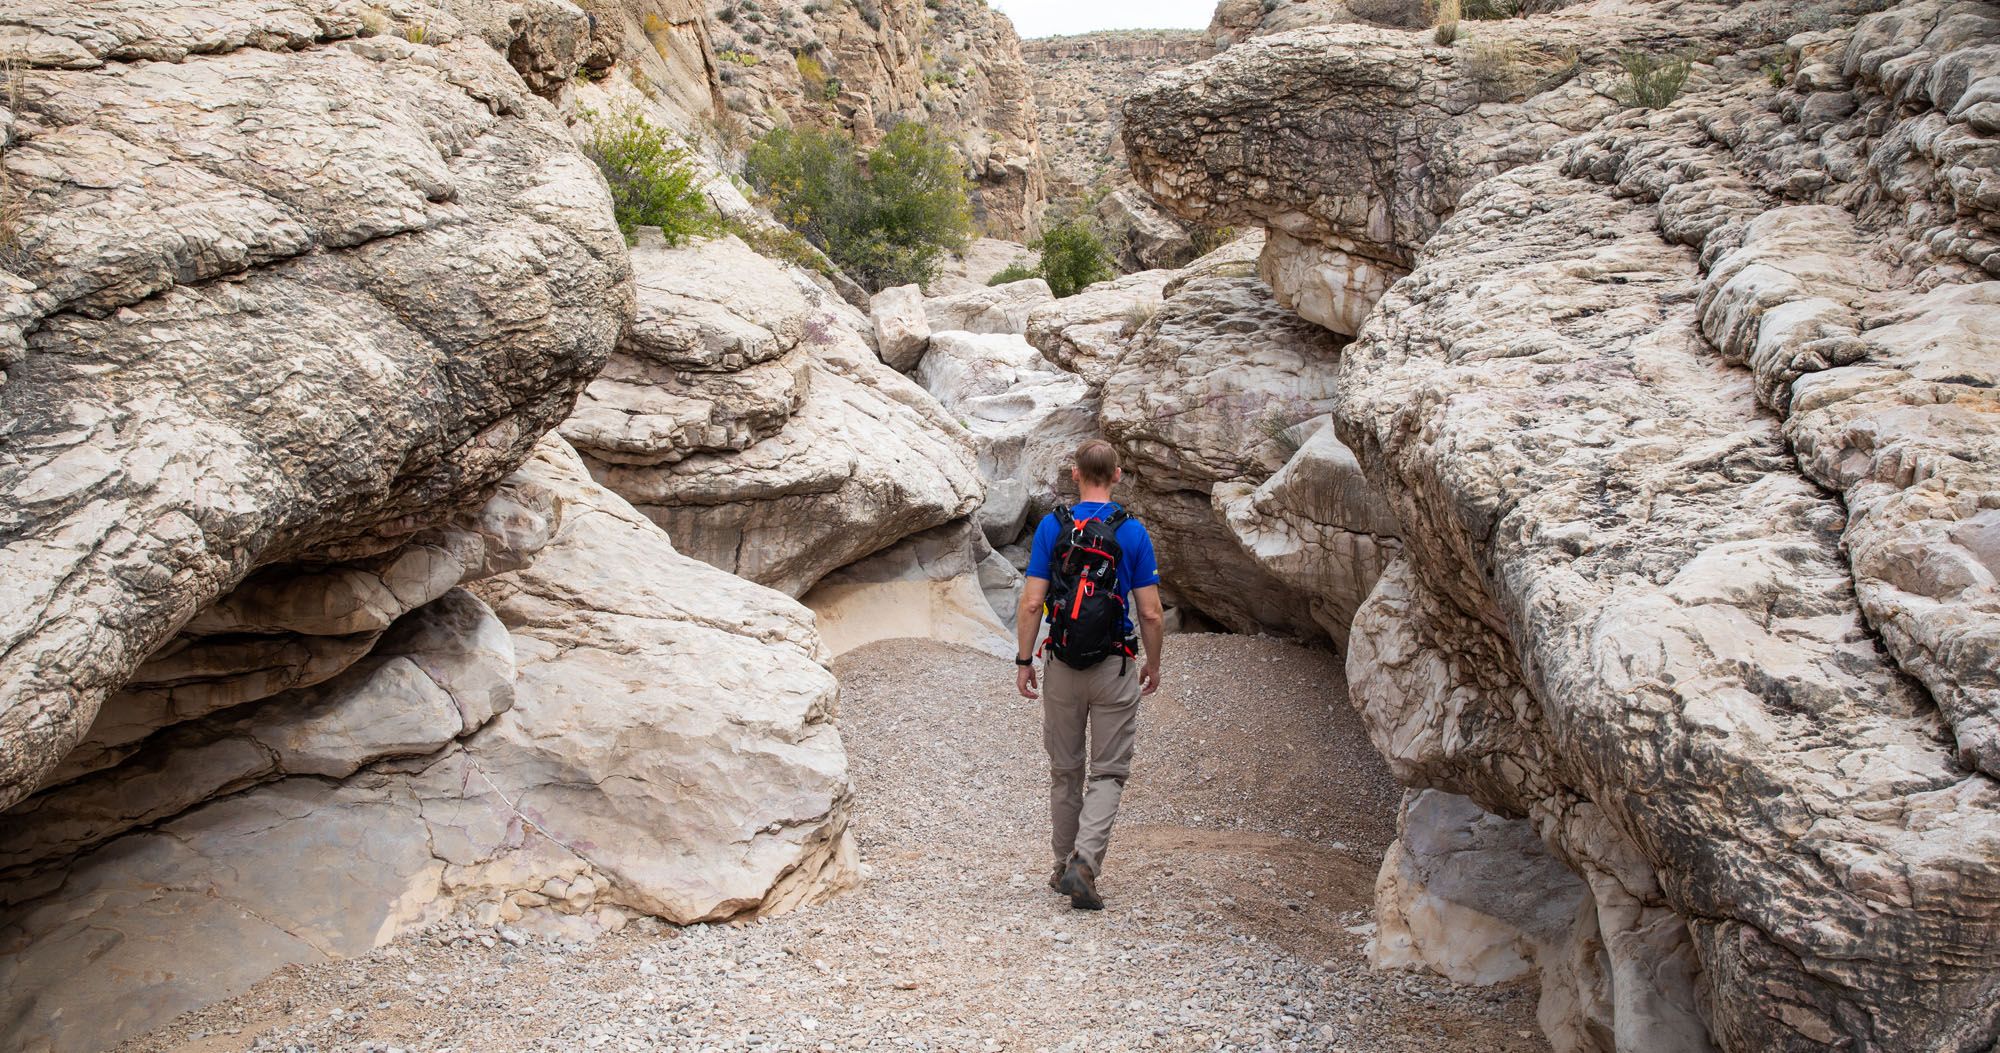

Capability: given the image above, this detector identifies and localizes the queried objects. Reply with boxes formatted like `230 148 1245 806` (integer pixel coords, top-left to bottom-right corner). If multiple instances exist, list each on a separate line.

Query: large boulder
916 330 1099 533
924 278 1057 336
1212 416 1401 646
565 235 984 597
870 283 932 373
1099 274 1349 637
0 1 630 812
0 439 856 1053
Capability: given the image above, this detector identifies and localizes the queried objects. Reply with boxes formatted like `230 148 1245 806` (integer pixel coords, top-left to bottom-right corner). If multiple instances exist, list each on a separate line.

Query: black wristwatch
1015 656 1033 667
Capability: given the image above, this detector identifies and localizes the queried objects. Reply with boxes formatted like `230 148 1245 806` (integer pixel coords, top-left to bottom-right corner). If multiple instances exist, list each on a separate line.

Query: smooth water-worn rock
0 1 630 813
924 278 1057 336
568 235 982 596
802 518 1013 659
917 330 1099 527
0 439 856 1053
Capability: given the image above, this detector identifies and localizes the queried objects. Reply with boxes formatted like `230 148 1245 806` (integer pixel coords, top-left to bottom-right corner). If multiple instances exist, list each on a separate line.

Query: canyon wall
1125 0 2000 1048
702 0 1046 237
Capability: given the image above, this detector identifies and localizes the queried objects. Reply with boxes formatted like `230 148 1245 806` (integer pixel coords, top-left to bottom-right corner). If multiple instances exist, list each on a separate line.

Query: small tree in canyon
744 121 974 290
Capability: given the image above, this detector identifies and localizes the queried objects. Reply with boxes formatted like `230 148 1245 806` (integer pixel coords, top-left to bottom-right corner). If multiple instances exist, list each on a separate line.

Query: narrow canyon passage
119 636 1543 1053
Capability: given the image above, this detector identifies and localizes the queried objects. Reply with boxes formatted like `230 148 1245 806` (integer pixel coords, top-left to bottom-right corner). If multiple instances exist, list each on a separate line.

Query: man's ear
1113 467 1123 486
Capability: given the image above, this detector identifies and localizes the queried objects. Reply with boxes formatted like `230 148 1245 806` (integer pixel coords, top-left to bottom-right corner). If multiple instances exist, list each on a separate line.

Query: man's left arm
1132 585 1164 695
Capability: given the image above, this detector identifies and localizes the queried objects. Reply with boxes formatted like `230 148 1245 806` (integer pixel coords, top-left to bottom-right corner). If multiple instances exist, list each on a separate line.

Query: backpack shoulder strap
1053 504 1074 530
1104 506 1132 529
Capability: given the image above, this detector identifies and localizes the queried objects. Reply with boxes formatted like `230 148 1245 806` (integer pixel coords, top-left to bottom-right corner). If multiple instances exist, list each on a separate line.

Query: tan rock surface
0 0 630 812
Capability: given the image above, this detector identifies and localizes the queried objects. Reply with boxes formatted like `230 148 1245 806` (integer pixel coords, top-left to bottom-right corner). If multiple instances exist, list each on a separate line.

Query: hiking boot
1057 858 1103 911
1049 861 1066 893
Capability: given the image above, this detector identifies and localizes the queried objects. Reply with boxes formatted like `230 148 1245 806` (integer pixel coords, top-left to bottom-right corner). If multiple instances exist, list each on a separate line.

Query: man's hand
1017 662 1040 700
1140 659 1161 696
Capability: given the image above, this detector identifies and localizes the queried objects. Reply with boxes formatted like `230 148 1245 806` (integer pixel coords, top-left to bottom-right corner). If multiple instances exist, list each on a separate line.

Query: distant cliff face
1020 30 1211 210
703 0 1045 237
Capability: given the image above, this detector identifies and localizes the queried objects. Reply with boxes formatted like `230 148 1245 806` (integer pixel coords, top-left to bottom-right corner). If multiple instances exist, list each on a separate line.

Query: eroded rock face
558 232 982 596
1100 274 1345 637
1123 0 1857 334
0 439 856 1053
924 278 1056 336
1329 13 2000 1051
702 0 1045 237
0 1 631 812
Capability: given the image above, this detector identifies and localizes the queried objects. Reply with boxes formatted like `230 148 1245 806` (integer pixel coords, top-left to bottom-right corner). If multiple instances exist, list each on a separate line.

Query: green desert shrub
985 220 1114 298
744 121 973 290
583 110 719 244
1616 51 1692 109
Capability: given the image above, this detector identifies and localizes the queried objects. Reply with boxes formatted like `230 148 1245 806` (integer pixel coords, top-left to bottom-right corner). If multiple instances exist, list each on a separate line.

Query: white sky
990 0 1216 38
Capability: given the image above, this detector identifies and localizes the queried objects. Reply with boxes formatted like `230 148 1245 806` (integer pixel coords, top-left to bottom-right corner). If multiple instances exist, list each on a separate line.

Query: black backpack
1044 504 1138 670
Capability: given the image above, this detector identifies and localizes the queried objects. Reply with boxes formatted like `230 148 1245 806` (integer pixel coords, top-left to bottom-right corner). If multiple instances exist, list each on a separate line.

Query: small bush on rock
988 262 1038 285
584 110 720 245
744 121 973 290
1033 220 1115 298
1616 51 1692 109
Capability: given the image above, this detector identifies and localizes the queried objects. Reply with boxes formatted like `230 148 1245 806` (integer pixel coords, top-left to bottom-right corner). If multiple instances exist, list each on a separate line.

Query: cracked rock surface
1125 0 2000 1048
0 439 856 1053
0 0 631 812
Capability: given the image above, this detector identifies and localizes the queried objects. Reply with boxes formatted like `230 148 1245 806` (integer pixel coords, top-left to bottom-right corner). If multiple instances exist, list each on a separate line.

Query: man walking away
1015 439 1165 911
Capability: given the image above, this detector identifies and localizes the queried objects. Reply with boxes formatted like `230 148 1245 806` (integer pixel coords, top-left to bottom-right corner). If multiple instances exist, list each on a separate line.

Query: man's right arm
1015 576 1048 699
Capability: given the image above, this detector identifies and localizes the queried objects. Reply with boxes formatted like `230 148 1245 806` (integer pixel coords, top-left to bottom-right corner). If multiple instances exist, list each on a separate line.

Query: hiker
1015 438 1165 911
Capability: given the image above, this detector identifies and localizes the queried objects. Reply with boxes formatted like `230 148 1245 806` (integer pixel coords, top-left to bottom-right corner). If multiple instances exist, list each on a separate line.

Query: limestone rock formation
916 330 1098 539
924 278 1056 336
0 0 631 813
703 0 1045 236
1125 1 1829 334
1023 267 1177 387
1128 0 2000 1048
1019 30 1211 220
924 237 1038 296
572 234 982 596
0 438 857 1053
1100 274 1345 638
1095 185 1199 272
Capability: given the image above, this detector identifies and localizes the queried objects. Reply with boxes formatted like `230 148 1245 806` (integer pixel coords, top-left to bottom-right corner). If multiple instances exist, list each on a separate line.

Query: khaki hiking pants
1042 655 1141 875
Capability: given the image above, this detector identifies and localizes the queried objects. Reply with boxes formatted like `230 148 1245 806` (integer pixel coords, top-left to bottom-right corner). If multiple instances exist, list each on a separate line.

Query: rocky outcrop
1124 0 1843 334
0 0 630 812
916 330 1098 542
1100 273 1345 638
1019 30 1210 216
1095 185 1199 272
1128 0 2000 1049
570 233 982 596
0 438 857 1053
704 0 1045 236
924 277 1056 336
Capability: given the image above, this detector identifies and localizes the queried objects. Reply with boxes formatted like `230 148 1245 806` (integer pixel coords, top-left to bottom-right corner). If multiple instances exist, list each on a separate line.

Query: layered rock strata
0 0 629 812
1127 0 2000 1048
0 439 856 1053
703 0 1045 236
562 232 983 597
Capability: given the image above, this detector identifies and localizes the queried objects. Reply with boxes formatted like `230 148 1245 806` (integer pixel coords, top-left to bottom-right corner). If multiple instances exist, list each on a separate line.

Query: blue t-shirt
1024 501 1160 635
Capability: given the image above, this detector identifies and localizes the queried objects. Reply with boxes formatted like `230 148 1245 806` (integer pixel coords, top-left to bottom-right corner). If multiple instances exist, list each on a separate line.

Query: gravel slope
122 634 1546 1053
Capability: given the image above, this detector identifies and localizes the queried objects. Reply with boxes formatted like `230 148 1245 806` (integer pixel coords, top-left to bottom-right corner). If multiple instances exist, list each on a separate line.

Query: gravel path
123 635 1546 1053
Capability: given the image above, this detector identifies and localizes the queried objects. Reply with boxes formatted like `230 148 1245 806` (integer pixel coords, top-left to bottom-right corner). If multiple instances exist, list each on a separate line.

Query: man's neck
1076 486 1115 505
